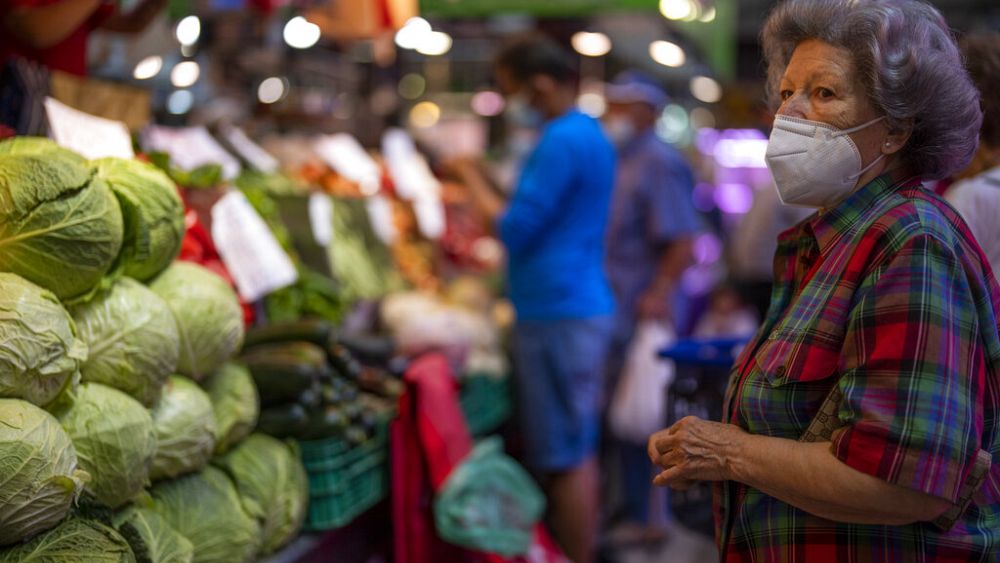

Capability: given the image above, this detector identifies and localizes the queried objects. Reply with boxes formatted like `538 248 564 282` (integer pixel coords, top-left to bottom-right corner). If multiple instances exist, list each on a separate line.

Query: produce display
149 466 262 563
70 277 180 407
113 506 195 563
0 137 124 302
0 273 87 407
93 157 186 282
204 362 259 455
150 262 245 381
0 399 88 546
149 376 217 481
0 517 136 563
56 382 157 509
214 434 308 554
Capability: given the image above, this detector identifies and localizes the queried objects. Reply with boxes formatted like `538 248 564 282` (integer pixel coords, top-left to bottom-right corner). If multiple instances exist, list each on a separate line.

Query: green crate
460 375 511 437
299 420 390 531
304 464 386 531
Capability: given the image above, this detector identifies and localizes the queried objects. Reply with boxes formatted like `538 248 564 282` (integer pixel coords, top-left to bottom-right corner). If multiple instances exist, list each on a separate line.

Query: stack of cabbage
0 138 307 562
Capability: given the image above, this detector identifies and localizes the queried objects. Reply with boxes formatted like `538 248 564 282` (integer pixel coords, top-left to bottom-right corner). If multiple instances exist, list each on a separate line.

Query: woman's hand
647 416 748 488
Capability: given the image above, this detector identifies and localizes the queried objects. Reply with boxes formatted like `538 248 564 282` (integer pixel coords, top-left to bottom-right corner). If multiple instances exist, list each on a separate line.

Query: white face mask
765 114 887 208
604 117 636 147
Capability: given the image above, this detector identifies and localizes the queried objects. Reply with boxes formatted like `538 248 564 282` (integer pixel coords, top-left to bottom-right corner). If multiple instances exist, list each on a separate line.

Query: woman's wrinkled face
776 39 889 165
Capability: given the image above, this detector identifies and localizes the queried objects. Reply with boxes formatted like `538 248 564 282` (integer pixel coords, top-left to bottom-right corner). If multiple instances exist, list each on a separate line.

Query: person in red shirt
0 0 166 76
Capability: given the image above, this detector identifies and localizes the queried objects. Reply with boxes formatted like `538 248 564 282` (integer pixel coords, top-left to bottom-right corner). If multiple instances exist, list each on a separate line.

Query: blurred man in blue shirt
603 71 701 545
449 35 616 563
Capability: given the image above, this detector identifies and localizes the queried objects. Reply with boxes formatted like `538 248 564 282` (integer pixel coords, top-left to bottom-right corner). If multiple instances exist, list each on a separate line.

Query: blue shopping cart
658 337 747 537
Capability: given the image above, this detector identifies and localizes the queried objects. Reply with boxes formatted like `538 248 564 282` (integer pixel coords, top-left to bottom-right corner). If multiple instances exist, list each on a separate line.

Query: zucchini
326 344 362 380
244 319 335 348
244 358 318 406
241 341 330 370
299 406 349 440
257 404 309 438
335 334 396 365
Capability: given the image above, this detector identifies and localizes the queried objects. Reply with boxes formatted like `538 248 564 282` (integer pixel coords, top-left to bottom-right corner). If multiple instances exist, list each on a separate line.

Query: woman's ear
882 119 914 155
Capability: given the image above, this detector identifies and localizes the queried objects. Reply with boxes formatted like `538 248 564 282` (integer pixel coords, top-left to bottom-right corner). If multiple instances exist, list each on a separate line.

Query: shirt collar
806 173 920 257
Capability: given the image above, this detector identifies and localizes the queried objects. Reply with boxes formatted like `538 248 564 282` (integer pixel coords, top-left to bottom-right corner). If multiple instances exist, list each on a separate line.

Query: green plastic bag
433 437 545 557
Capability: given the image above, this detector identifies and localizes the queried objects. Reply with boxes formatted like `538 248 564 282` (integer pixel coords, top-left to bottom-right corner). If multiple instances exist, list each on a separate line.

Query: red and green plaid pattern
715 175 1000 562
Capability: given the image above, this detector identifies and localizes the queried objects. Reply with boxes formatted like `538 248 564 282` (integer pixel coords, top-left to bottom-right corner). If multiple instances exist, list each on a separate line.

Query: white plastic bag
609 321 676 444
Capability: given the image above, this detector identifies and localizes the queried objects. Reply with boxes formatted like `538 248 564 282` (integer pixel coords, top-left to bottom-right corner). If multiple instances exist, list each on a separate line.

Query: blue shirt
605 130 700 318
499 109 616 320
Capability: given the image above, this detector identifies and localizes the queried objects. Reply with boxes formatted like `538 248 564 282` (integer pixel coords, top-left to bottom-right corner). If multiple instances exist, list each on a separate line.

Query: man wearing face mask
448 34 616 563
601 71 700 545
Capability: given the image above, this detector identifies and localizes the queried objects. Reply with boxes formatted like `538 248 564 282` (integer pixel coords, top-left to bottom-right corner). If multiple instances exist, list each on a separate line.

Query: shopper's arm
4 0 101 49
450 159 506 224
648 417 952 525
100 0 166 34
637 238 692 319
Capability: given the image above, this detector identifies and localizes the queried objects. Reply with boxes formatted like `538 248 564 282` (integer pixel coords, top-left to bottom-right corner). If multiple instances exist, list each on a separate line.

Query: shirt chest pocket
753 328 842 386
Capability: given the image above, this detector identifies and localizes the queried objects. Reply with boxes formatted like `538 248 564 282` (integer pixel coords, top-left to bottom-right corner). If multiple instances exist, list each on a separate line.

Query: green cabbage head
0 273 87 407
0 517 136 563
70 277 179 407
150 376 217 481
0 137 124 302
214 433 308 554
150 262 245 381
93 157 185 282
57 383 157 509
149 466 261 563
0 399 89 546
114 505 194 563
204 362 258 455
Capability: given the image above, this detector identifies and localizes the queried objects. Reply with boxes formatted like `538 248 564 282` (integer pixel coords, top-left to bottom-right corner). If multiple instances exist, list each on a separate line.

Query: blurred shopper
601 70 699 546
448 35 616 563
946 32 1000 277
648 1 1000 561
0 0 167 76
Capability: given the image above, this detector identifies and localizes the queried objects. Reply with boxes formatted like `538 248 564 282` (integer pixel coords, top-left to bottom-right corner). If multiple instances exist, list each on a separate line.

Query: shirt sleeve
498 129 575 256
641 152 701 244
831 232 986 502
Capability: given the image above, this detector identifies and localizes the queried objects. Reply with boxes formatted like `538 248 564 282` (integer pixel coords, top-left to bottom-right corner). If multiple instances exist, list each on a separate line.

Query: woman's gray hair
761 0 983 180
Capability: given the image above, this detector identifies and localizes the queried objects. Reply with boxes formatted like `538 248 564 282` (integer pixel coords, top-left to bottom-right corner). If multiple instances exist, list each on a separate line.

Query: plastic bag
434 437 545 557
609 320 676 444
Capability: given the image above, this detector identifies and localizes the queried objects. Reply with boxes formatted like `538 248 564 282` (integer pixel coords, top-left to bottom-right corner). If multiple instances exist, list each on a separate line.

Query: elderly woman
648 0 1000 560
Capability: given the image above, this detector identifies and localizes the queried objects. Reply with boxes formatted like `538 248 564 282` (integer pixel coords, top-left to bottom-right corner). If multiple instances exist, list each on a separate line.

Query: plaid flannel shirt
716 175 1000 562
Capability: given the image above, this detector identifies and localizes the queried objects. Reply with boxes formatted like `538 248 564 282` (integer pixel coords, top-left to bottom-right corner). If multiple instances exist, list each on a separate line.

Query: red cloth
391 353 568 563
0 0 114 75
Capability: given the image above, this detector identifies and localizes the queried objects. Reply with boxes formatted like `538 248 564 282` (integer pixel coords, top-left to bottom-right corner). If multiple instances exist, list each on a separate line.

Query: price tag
313 134 381 194
142 126 242 180
382 128 441 201
44 97 135 160
308 192 334 246
219 125 279 173
412 196 446 240
365 195 397 245
211 190 298 302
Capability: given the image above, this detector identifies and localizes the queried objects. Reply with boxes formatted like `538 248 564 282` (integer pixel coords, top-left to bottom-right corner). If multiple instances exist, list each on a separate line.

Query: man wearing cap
603 71 701 545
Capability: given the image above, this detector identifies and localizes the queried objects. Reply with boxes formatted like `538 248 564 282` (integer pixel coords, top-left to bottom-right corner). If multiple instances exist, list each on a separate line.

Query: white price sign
211 190 298 302
44 97 134 160
309 192 334 246
219 125 279 173
313 134 381 195
142 126 242 180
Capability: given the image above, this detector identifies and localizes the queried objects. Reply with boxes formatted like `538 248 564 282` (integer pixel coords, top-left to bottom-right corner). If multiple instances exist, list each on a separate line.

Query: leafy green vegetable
0 517 136 562
149 262 245 381
265 269 346 324
70 278 179 407
114 506 194 563
147 153 223 190
149 376 216 481
0 137 124 301
0 273 87 407
149 467 261 563
57 383 157 509
0 399 89 546
203 362 258 455
93 158 185 282
213 433 308 554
